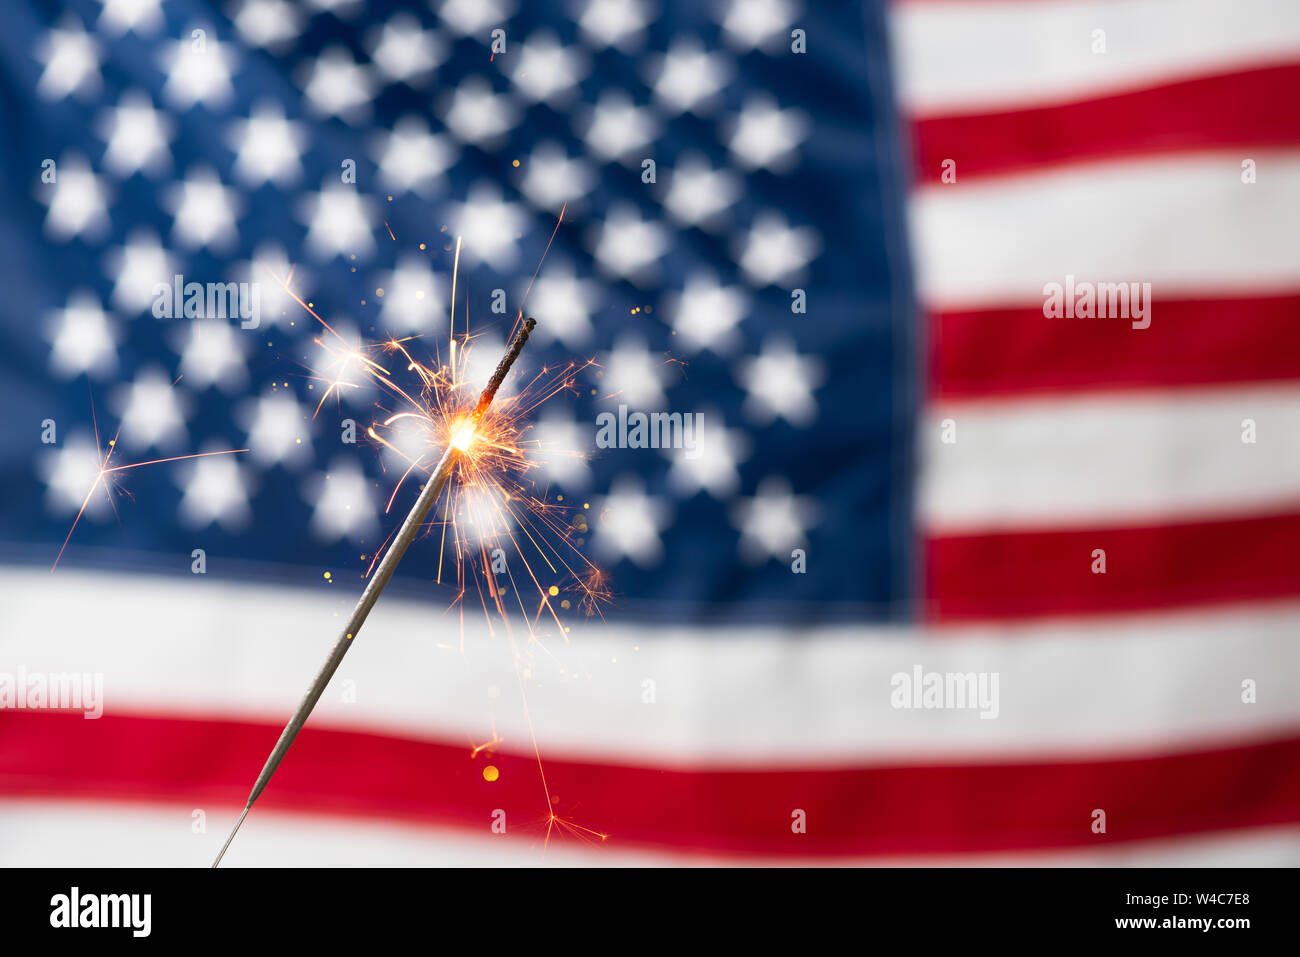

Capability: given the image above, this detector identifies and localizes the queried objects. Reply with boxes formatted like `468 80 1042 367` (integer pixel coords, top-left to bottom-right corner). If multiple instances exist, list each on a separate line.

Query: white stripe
2 800 1298 867
910 153 1300 309
891 0 1300 116
922 384 1300 531
4 567 1299 764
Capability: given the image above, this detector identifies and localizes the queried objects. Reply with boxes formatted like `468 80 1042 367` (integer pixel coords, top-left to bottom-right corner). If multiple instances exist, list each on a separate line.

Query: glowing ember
448 418 476 451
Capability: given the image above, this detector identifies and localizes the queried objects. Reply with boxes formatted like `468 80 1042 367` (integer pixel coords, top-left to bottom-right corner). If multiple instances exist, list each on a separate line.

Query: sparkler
213 317 539 867
210 207 609 860
212 317 540 866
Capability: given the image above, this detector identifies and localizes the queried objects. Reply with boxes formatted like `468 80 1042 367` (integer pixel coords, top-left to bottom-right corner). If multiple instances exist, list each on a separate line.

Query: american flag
2 0 1298 865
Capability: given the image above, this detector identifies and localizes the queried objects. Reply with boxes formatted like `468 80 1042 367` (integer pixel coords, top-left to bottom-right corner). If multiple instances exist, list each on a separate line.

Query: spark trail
53 390 246 571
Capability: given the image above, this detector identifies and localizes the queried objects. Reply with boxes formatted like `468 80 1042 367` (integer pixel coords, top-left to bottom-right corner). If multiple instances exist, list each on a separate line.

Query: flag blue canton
0 0 916 623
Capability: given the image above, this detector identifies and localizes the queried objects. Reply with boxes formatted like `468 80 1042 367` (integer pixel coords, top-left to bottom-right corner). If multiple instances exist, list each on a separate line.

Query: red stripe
911 64 1300 183
930 292 1300 400
926 511 1300 623
2 710 1299 856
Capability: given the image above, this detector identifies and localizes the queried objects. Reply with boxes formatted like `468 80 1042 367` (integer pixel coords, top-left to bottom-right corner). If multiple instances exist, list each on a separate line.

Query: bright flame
449 419 477 451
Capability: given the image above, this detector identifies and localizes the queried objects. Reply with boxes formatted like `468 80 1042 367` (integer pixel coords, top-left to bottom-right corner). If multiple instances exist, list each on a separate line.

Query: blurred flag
1 0 1298 865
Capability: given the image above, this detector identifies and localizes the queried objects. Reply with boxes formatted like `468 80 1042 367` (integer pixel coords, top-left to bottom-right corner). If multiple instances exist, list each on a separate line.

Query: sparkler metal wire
212 318 538 868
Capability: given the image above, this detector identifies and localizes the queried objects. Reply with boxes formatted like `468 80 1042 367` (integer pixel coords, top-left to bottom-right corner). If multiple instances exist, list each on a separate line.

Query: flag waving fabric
1 0 1298 866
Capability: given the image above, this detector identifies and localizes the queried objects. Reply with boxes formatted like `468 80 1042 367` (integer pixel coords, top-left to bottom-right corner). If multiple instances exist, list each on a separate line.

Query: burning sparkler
214 316 561 866
202 205 612 862
269 233 608 643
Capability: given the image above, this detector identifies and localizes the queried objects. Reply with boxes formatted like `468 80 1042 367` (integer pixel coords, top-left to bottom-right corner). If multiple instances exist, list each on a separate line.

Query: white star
96 0 165 37
298 184 375 260
509 30 589 106
370 116 456 198
448 485 518 549
299 46 374 124
577 0 654 51
230 0 302 52
376 412 436 475
728 96 809 172
664 271 748 355
176 443 253 530
111 367 189 451
589 205 667 285
645 38 733 115
436 0 515 37
732 476 817 563
580 91 659 165
665 412 750 499
593 474 671 567
527 261 599 348
96 89 173 178
159 26 235 110
663 154 741 230
446 183 528 270
374 253 445 334
46 290 118 380
532 411 592 490
367 13 446 86
164 167 241 253
227 101 307 187
309 459 379 543
459 334 507 393
38 432 112 519
37 153 110 242
172 321 251 393
35 16 101 101
601 335 672 409
309 321 374 410
440 77 518 148
104 228 180 314
735 337 824 427
453 487 518 559
717 0 801 52
517 141 595 213
230 244 308 330
237 390 312 469
735 212 820 287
